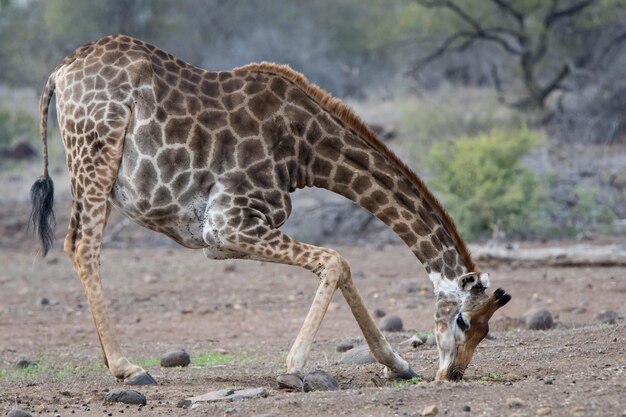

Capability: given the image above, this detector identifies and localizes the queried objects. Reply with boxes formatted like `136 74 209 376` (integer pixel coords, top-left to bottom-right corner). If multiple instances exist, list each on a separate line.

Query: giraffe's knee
323 250 350 287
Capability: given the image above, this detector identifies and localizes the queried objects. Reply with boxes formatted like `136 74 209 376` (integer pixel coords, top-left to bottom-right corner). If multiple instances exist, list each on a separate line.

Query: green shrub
0 109 38 149
567 186 616 235
427 128 544 240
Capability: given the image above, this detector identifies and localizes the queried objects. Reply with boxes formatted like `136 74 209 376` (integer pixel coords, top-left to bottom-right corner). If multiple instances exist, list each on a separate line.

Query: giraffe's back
54 35 306 247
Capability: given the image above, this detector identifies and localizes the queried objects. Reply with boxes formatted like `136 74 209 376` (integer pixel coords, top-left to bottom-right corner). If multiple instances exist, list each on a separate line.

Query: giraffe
30 35 511 386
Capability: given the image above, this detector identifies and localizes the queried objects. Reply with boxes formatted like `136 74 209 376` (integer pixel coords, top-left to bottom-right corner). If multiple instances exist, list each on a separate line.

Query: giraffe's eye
456 314 469 331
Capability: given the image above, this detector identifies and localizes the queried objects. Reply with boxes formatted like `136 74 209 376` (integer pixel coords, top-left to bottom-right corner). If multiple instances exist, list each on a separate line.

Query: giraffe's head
430 272 510 381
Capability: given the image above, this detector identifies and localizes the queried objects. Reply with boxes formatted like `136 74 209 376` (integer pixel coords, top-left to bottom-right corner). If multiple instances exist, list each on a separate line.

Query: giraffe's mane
237 62 477 272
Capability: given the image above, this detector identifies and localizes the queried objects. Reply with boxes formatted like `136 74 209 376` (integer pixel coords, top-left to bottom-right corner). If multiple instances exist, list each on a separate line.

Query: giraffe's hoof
390 367 421 380
276 372 304 391
125 371 158 386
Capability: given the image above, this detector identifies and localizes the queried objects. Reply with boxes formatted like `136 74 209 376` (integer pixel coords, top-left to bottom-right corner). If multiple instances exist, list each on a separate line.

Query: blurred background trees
0 0 624 242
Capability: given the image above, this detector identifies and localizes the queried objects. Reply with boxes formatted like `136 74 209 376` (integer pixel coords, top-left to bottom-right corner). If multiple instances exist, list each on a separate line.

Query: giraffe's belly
110 163 212 249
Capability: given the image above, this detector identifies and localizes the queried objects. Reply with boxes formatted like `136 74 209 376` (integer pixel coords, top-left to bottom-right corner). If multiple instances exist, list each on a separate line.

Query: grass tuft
193 351 247 367
391 376 423 388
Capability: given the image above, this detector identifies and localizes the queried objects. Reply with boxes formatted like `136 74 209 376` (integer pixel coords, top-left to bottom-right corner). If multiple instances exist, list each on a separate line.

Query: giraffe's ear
457 272 489 293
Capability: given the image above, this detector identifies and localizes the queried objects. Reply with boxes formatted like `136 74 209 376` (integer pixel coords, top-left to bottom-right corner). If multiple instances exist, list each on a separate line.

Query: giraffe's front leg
338 271 420 380
202 194 343 390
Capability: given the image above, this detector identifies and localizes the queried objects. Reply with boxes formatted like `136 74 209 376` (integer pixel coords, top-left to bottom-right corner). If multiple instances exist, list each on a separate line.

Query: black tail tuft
29 175 55 256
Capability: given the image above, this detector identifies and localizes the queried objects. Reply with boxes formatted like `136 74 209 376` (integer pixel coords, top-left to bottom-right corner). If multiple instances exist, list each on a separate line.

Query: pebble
336 342 354 352
407 334 425 348
15 358 36 369
340 344 376 365
536 406 552 415
180 388 267 407
462 405 471 412
421 404 438 416
379 315 403 332
524 308 553 330
39 297 59 306
160 349 191 367
506 397 525 409
104 389 147 405
425 334 437 347
595 310 620 325
373 308 386 318
303 370 339 392
544 377 553 385
7 409 33 417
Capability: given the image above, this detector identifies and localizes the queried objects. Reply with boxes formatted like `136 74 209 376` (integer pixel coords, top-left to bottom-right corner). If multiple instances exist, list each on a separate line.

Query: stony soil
0 238 624 417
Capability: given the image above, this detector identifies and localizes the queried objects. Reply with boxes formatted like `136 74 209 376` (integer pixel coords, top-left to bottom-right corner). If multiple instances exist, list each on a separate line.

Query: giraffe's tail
29 71 57 256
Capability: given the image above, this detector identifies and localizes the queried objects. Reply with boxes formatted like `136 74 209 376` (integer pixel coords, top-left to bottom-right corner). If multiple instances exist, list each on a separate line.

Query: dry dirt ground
0 237 624 417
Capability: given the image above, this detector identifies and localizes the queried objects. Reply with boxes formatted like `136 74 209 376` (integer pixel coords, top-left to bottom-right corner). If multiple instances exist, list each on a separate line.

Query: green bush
567 186 616 235
0 109 38 149
427 128 544 240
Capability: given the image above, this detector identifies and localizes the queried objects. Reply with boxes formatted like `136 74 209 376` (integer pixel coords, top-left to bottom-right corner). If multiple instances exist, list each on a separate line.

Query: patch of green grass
133 356 160 369
391 376 423 388
193 351 247 367
0 360 104 381
479 373 504 382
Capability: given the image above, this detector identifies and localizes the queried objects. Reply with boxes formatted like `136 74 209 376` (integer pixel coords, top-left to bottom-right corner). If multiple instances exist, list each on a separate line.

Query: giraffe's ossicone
29 35 510 386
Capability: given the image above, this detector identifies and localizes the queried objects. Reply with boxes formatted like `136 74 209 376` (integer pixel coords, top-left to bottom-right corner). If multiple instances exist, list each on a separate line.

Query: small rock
379 315 403 332
507 397 525 409
536 406 552 415
303 370 339 392
336 342 354 352
407 335 425 348
462 405 471 412
373 308 386 318
340 344 376 365
421 404 438 416
544 377 553 385
39 297 59 306
104 389 147 405
524 308 553 330
179 387 267 407
7 409 33 417
231 388 267 401
143 274 159 284
160 349 191 367
398 282 419 294
425 335 437 347
16 358 37 369
595 310 620 325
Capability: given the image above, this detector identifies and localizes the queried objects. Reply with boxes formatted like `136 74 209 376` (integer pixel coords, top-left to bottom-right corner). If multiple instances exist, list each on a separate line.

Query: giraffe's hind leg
203 193 418 388
62 105 156 385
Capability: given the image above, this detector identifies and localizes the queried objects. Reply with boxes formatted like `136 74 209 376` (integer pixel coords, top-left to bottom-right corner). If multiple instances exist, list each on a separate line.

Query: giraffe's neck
318 141 472 280
306 121 475 281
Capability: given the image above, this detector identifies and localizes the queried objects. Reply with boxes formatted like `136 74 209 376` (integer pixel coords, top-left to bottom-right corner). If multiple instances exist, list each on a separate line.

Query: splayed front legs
203 194 418 387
